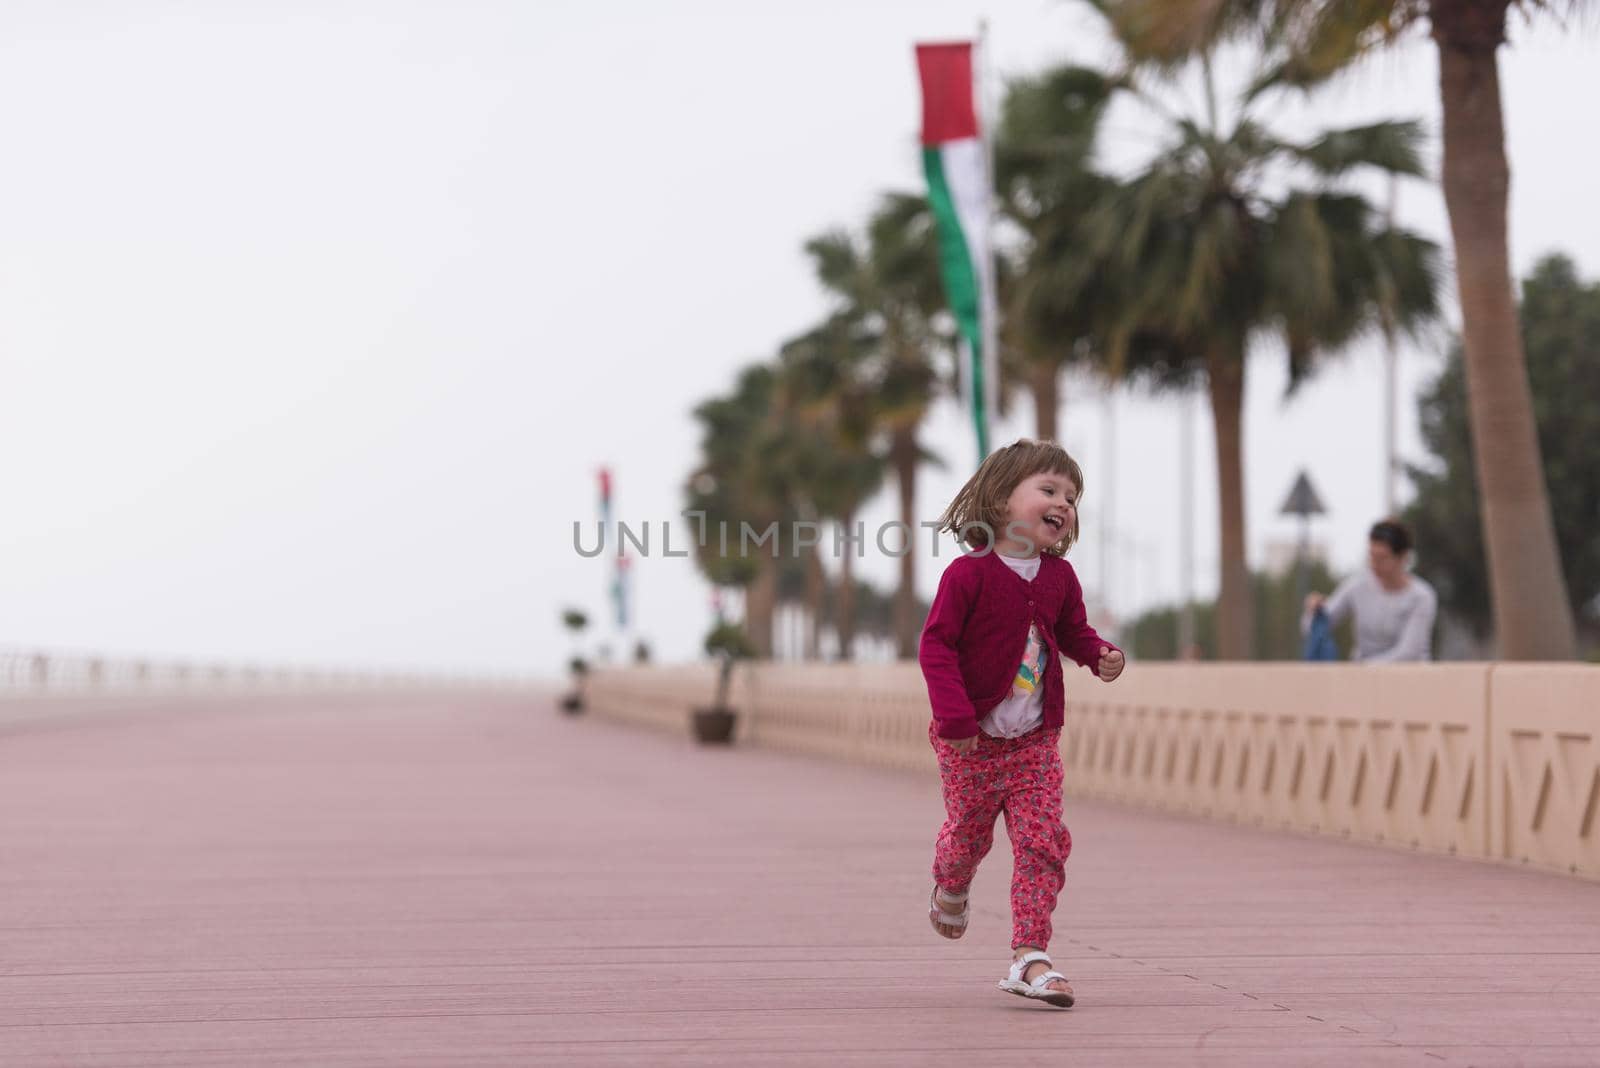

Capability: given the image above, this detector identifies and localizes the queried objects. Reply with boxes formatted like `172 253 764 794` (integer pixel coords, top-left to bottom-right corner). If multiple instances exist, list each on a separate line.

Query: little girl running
919 439 1124 1008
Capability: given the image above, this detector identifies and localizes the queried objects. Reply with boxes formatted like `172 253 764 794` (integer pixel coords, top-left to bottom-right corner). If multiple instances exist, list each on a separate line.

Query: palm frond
1289 119 1428 178
1369 225 1445 339
1098 0 1256 69
803 230 864 305
1245 0 1409 97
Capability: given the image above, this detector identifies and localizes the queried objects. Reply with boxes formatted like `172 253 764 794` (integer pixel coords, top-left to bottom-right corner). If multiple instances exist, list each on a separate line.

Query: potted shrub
693 621 752 744
560 608 590 713
560 656 589 714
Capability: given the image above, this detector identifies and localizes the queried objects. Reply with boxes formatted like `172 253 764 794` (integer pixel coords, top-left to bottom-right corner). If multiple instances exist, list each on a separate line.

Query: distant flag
915 40 997 461
598 467 627 631
613 553 630 631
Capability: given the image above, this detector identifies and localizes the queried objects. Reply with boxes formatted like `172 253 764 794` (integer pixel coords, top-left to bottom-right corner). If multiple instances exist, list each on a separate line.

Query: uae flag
915 41 996 459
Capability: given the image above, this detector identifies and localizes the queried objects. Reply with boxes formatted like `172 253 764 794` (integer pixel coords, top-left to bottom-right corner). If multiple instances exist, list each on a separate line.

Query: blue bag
1303 606 1338 661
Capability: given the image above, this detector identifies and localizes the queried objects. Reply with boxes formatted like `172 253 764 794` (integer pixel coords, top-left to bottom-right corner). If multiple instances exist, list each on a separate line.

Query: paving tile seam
1 1006 1423 1030
0 960 1004 980
1050 931 1456 1065
430 1041 1457 1054
1084 951 1600 959
963 898 1428 1056
0 1009 1384 1028
508 1041 1464 1052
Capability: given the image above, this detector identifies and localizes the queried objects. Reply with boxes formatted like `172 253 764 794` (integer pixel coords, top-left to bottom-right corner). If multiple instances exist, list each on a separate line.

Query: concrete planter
691 706 737 744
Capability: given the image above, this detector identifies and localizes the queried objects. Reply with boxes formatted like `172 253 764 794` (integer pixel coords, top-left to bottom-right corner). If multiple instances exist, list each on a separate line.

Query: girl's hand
1098 646 1125 682
948 735 978 754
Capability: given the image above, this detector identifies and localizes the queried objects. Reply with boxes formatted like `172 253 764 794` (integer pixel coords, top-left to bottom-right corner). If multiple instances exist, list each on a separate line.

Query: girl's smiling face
1000 471 1078 556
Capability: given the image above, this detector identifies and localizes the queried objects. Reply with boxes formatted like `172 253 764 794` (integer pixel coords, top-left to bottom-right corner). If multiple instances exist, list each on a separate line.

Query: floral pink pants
929 722 1072 950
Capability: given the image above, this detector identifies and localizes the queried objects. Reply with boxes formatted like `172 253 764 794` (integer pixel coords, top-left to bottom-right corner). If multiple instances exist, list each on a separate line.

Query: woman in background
1303 519 1438 662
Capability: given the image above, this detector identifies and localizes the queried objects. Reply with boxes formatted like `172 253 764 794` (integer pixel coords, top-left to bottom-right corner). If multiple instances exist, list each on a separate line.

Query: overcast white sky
1 2 1595 678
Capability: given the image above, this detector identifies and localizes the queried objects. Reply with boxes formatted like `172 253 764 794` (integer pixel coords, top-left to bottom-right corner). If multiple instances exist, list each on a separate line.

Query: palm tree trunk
1433 10 1577 659
890 426 920 659
1031 359 1060 442
836 513 858 660
1207 345 1253 660
744 553 778 658
803 541 825 660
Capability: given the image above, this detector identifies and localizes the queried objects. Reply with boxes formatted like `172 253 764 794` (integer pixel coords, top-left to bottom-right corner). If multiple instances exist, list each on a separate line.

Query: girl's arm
1054 570 1121 678
918 564 981 740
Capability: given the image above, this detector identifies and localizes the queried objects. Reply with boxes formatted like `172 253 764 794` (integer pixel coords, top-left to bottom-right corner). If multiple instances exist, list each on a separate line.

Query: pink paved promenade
2 692 1598 1067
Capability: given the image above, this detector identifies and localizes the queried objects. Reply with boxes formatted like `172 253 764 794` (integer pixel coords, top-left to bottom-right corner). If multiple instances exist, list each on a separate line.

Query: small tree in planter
560 608 589 713
695 620 753 743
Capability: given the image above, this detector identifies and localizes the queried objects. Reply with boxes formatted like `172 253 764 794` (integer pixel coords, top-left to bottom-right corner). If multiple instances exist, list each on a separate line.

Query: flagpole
1178 393 1196 655
976 18 999 461
1383 174 1399 516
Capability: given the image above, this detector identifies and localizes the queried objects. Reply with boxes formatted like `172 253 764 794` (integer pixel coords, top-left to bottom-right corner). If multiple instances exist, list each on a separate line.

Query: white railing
0 647 538 696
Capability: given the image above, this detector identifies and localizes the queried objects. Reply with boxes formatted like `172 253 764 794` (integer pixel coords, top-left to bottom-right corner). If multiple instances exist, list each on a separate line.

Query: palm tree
994 65 1124 440
777 315 887 659
805 194 952 658
1093 0 1578 659
685 364 797 658
1053 30 1441 658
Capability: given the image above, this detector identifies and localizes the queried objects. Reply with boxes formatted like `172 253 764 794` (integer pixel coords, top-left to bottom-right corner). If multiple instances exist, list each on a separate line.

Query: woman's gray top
1307 571 1439 662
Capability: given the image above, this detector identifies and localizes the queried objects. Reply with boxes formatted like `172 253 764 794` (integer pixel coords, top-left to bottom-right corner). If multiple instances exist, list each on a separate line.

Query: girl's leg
1000 730 1071 953
929 729 1004 900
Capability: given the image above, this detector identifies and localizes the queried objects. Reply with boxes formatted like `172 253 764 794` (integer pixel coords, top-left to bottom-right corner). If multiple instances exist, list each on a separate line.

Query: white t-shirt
981 552 1048 739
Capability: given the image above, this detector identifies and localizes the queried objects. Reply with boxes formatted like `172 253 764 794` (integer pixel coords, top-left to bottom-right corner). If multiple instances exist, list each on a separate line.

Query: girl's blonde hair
937 438 1085 556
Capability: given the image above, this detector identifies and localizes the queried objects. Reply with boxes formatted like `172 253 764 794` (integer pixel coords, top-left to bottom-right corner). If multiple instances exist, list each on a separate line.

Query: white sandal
999 950 1074 1007
928 886 969 939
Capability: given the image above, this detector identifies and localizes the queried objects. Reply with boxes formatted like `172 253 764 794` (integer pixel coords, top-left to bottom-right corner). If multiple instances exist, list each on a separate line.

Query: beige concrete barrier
585 663 755 740
587 660 1599 879
745 663 933 773
1065 665 1490 860
1489 665 1600 878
